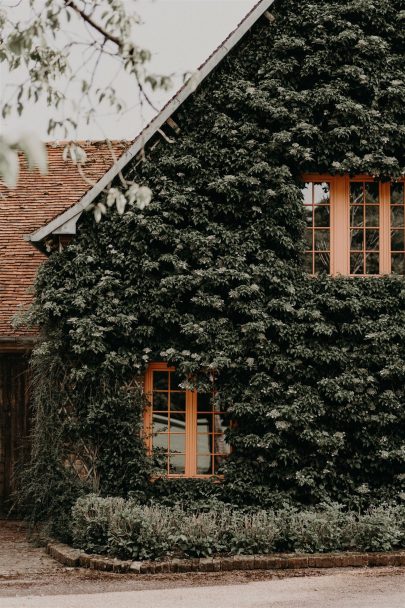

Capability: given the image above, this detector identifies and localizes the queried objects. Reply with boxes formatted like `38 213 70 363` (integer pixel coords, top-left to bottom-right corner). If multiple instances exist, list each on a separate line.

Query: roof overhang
26 0 275 249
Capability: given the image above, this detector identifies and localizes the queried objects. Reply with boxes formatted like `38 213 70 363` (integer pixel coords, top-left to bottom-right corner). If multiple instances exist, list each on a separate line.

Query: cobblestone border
47 542 405 574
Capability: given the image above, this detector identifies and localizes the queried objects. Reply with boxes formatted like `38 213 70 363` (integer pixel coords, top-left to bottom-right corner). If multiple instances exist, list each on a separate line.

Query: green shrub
71 495 404 560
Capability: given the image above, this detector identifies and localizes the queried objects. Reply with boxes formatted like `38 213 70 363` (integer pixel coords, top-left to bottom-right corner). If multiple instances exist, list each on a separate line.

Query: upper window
303 176 405 276
144 363 230 477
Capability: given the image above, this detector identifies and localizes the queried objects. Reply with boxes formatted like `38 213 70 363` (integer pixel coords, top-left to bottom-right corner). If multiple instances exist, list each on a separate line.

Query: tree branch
64 0 123 48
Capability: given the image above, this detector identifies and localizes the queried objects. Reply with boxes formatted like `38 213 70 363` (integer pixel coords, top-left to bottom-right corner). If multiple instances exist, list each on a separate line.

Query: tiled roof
0 140 129 339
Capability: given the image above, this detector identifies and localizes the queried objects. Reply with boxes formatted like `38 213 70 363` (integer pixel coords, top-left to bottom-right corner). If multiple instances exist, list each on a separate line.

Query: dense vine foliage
25 0 405 526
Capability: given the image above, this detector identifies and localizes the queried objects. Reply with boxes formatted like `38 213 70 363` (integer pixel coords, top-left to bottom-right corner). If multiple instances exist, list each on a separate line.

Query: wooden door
0 353 31 509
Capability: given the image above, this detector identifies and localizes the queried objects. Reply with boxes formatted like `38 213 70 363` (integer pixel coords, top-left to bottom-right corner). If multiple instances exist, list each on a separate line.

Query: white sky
2 0 258 141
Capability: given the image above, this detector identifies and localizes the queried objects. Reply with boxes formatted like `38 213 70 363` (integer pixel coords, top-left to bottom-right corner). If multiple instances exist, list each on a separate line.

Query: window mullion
332 175 349 275
185 389 197 476
380 182 391 274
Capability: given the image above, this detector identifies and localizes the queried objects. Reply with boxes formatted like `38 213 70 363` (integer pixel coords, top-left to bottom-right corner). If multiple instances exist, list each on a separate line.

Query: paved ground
1 520 404 607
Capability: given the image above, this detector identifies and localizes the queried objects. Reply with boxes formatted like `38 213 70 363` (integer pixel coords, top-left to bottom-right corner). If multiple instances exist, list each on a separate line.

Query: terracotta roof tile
0 140 129 338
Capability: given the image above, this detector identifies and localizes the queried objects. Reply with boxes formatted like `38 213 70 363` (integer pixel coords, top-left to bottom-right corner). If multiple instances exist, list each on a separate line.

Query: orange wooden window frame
303 175 405 276
143 362 228 478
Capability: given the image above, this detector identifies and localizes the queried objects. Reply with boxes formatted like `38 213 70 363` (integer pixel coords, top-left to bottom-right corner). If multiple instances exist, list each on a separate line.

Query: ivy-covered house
18 0 405 516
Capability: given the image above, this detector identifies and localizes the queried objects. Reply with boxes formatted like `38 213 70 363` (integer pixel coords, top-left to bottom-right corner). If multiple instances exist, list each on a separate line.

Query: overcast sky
2 0 258 141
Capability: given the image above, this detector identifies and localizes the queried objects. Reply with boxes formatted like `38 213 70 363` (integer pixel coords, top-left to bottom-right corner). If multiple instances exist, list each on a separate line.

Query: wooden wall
0 353 31 509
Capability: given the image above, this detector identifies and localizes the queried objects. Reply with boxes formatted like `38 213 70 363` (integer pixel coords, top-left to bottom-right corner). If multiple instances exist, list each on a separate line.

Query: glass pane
391 254 405 274
153 433 169 450
350 205 364 227
213 413 228 433
391 230 405 251
153 371 169 390
314 252 330 273
153 392 168 411
304 205 313 226
169 433 185 453
314 205 330 227
196 454 211 475
391 183 404 205
169 412 186 431
350 183 363 205
197 433 211 454
366 253 379 275
170 392 186 410
169 454 185 474
197 393 213 412
314 230 329 251
305 228 313 249
365 230 379 251
391 206 404 228
197 413 211 433
365 206 379 227
304 255 313 274
302 183 312 205
170 371 184 391
213 454 227 474
314 182 330 204
350 253 364 275
365 182 379 203
350 229 363 251
153 413 168 433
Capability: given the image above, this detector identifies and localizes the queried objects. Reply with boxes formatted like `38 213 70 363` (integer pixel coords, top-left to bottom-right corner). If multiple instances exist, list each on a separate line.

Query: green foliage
71 495 405 559
25 0 405 522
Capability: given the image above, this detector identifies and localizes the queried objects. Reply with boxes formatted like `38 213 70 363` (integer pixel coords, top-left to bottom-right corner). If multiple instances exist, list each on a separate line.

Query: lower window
144 362 230 477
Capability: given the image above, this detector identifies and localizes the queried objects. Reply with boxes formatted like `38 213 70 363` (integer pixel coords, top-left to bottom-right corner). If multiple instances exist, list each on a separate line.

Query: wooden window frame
303 174 403 276
144 362 227 479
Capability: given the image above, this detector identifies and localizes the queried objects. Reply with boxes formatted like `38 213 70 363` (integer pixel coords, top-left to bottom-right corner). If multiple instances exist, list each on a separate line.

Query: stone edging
47 542 405 574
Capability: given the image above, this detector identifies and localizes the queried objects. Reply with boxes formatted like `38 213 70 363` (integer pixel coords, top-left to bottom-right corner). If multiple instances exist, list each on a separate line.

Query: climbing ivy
25 0 405 525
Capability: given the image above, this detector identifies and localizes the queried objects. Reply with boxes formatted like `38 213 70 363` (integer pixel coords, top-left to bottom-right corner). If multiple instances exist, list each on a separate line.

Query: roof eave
27 0 275 246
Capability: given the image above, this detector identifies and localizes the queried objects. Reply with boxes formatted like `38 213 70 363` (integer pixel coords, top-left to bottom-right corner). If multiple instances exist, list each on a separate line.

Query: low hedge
71 494 405 561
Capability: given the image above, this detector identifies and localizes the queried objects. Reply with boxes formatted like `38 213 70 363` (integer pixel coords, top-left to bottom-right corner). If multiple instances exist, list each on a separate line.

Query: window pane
365 206 379 227
302 182 312 205
391 182 404 205
314 205 330 227
314 182 330 204
153 433 169 450
153 413 168 433
169 454 185 474
197 454 211 475
350 183 363 205
365 182 379 203
314 230 330 251
305 228 313 249
351 229 363 251
170 392 186 410
197 433 211 454
391 205 404 228
170 371 184 391
153 392 168 411
169 413 186 431
314 252 330 273
350 205 364 227
366 253 379 275
153 371 169 390
351 253 364 275
197 414 210 433
365 230 379 251
169 433 185 453
197 393 213 412
391 230 405 251
391 254 405 274
304 255 313 273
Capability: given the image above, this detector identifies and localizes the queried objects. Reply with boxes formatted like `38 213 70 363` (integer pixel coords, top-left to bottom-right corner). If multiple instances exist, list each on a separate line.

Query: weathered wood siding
0 353 31 507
